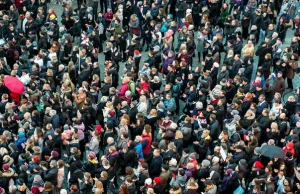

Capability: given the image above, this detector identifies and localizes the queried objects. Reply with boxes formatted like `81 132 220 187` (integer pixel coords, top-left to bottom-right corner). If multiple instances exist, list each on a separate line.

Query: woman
270 100 283 117
137 95 148 116
186 178 198 194
162 51 175 75
78 172 93 194
173 130 183 155
41 182 54 194
186 35 196 67
129 14 140 36
57 160 65 190
241 110 255 129
262 53 272 80
93 181 104 194
277 17 287 42
196 28 206 62
31 175 44 194
87 131 100 156
287 53 298 90
266 122 280 143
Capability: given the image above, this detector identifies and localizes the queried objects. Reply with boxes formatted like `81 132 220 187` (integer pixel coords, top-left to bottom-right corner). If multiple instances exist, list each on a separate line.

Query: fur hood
2 168 14 178
187 183 198 190
169 188 182 194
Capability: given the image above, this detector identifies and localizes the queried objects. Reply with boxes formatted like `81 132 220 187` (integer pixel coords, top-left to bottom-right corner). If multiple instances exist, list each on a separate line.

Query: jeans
259 29 266 43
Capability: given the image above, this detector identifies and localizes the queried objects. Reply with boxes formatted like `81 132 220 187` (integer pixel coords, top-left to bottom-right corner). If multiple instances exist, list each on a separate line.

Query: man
208 114 220 152
228 145 245 164
0 94 8 114
49 110 60 129
42 160 58 185
202 53 213 73
256 94 268 115
136 163 150 194
230 54 243 79
149 149 163 178
72 87 87 110
193 129 210 163
175 0 187 23
257 108 271 142
272 71 285 94
217 65 229 84
170 169 187 187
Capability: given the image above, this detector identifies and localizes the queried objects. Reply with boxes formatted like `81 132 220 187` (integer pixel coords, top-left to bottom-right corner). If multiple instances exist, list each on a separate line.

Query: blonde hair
175 130 183 139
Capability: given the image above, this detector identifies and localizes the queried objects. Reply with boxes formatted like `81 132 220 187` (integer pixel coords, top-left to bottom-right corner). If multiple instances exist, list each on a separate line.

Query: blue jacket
135 143 144 159
15 137 26 152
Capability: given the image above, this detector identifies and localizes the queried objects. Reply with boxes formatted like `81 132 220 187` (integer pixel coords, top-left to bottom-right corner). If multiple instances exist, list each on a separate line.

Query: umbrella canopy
4 76 25 94
260 145 285 158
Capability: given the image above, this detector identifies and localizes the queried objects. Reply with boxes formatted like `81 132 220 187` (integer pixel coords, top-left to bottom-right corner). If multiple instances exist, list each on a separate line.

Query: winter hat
134 50 140 55
196 102 203 109
232 110 239 115
33 175 42 182
145 178 152 185
20 165 27 171
88 151 97 159
153 177 161 184
212 156 219 164
17 178 24 185
169 158 177 166
183 148 190 154
254 161 264 169
32 155 40 163
95 125 102 133
254 147 262 155
18 131 25 138
286 151 293 158
213 62 219 68
239 159 247 167
186 9 192 14
238 68 245 74
157 102 165 109
51 151 59 158
202 159 211 167
162 164 169 171
2 164 9 171
233 115 241 121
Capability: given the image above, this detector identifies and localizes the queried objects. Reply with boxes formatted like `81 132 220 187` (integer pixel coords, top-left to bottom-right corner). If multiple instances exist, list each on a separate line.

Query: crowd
0 0 300 193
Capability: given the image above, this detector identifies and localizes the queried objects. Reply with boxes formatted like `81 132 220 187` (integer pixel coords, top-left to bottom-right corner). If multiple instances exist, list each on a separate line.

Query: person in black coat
149 149 163 178
69 155 83 184
42 160 58 186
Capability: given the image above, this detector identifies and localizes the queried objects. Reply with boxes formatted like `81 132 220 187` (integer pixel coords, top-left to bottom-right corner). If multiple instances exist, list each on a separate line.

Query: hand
78 178 82 183
193 141 199 144
266 128 270 132
48 135 52 140
26 170 30 174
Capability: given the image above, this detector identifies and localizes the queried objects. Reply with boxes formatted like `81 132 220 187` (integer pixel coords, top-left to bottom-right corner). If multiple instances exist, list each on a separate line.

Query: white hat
145 178 152 185
213 62 219 68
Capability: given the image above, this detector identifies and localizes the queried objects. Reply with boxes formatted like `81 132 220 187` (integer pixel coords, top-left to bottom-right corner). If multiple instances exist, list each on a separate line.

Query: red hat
134 50 140 55
254 161 264 169
95 125 102 133
32 155 40 163
153 177 161 184
88 151 97 159
2 164 10 171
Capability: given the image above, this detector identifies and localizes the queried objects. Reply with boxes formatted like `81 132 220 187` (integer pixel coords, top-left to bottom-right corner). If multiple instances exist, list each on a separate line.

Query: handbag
234 186 244 194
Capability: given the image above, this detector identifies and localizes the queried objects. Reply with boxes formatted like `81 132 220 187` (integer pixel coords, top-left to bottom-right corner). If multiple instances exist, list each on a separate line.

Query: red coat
138 82 149 94
118 83 128 97
104 12 113 26
10 92 20 106
141 134 152 156
31 186 40 194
